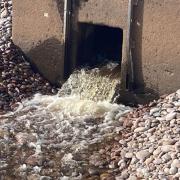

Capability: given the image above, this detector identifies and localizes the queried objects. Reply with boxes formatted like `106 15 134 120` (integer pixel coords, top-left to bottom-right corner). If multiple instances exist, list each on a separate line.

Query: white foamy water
59 62 121 102
1 93 131 176
8 93 132 150
22 94 126 117
0 63 132 178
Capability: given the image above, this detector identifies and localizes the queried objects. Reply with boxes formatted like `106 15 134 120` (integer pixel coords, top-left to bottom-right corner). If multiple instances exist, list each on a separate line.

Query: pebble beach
0 0 180 179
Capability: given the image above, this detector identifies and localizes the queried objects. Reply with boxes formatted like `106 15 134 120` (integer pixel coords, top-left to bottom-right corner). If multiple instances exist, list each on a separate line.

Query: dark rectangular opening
76 23 123 68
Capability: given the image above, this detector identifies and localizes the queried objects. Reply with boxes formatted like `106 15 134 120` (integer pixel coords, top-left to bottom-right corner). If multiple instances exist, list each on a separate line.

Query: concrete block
12 0 180 95
12 0 65 85
132 0 180 94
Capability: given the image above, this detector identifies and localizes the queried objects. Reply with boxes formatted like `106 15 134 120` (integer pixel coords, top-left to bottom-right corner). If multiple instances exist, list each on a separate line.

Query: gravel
1 90 179 179
1 0 180 179
99 90 180 179
0 45 57 112
0 0 12 51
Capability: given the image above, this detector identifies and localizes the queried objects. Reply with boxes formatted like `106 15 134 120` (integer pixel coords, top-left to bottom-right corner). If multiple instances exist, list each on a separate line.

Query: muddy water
1 63 132 179
59 62 121 102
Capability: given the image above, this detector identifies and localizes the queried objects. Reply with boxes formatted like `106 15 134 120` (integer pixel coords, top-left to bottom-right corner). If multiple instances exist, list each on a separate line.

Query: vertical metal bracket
126 0 134 90
63 0 73 79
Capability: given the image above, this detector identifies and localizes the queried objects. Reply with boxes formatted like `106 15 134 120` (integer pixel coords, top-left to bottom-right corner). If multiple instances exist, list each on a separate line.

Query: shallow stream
1 63 132 178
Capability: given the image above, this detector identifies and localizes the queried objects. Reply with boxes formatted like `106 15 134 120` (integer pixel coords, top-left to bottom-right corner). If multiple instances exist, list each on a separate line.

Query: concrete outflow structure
13 0 180 95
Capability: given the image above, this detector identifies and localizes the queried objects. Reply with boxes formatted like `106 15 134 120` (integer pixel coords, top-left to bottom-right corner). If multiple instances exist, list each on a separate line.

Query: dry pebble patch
101 90 180 179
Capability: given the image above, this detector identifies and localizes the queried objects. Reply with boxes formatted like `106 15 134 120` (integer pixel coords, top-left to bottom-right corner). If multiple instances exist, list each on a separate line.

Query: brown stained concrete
133 0 180 95
78 0 180 95
78 0 128 29
12 0 180 95
12 0 65 85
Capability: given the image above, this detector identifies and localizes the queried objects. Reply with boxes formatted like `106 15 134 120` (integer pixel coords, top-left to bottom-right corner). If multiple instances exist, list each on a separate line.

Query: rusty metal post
121 0 134 90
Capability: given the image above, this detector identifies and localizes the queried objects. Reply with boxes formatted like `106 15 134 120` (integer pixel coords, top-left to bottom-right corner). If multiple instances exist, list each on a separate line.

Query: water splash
59 62 121 102
0 62 132 178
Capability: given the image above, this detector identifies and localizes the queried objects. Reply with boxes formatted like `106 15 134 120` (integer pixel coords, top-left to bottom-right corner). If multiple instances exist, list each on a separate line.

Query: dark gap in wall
76 23 123 68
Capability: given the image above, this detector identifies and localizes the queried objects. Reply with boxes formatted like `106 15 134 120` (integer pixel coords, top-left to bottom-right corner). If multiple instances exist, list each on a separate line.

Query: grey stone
171 159 180 168
136 150 151 161
161 145 175 153
134 127 147 133
125 152 133 159
169 167 178 175
150 108 160 115
165 112 177 121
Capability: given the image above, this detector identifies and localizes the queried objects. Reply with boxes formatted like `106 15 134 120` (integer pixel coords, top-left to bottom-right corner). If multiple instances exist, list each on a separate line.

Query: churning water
59 62 121 102
1 62 132 178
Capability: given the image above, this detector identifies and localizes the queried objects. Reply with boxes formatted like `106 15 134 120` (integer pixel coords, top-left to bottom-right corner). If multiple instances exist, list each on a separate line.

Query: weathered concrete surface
133 0 180 95
77 0 180 95
12 0 65 85
12 0 180 95
78 0 128 29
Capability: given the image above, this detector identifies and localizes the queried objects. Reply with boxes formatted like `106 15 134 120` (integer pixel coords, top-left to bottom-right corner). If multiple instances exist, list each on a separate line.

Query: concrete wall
12 0 65 85
132 0 180 95
77 0 180 95
78 0 128 29
12 0 180 94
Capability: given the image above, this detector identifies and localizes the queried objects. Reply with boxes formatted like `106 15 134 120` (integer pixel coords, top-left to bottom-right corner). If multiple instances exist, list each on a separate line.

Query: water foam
0 63 132 178
22 94 125 117
59 62 121 102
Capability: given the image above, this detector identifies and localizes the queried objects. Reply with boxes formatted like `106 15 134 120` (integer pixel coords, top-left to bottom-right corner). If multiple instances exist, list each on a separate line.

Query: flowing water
59 62 121 102
0 62 132 179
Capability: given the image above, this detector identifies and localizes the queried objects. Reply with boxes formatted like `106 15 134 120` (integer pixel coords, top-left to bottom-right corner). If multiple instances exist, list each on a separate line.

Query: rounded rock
165 112 177 121
171 159 180 168
136 150 151 161
169 167 178 175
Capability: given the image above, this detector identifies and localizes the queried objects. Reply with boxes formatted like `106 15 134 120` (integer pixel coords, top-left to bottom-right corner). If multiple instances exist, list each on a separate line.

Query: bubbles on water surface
59 62 121 102
1 62 132 178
